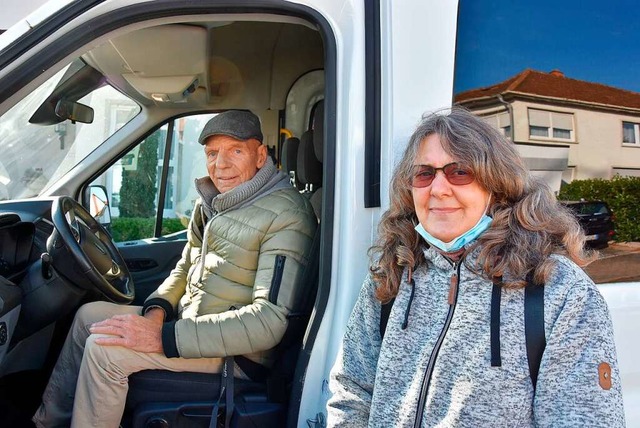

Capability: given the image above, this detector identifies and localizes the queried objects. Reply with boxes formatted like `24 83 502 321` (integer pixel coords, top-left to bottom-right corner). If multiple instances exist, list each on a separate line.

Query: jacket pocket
268 255 286 304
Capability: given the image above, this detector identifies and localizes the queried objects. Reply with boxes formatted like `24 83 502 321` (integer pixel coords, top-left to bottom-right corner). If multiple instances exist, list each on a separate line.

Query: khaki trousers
32 301 235 428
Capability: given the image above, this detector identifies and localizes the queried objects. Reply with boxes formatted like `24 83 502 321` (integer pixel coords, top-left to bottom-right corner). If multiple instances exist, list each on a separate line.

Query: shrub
558 175 640 242
111 217 186 242
119 132 160 218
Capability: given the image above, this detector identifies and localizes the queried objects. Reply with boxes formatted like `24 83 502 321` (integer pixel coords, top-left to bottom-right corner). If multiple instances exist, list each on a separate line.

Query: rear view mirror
55 99 94 124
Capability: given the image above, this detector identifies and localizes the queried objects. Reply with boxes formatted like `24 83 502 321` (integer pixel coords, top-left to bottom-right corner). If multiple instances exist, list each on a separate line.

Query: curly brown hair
370 106 592 303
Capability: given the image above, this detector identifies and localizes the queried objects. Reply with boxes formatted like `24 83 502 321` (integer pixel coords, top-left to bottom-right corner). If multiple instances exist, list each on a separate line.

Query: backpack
379 278 546 389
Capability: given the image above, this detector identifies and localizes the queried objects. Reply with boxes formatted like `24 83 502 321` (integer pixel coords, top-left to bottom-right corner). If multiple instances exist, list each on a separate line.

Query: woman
326 107 624 427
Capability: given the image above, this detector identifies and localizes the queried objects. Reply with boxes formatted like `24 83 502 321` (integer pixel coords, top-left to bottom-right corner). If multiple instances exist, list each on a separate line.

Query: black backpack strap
490 274 546 389
379 298 394 339
490 277 503 367
524 275 546 390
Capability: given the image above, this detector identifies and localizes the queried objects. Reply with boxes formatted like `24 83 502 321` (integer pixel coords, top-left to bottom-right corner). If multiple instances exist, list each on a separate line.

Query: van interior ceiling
81 19 325 111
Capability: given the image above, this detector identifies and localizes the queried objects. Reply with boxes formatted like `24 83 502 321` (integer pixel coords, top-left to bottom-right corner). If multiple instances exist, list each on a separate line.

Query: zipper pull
448 273 458 305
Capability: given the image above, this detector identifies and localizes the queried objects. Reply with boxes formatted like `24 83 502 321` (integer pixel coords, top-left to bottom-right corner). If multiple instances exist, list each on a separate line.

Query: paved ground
584 242 640 284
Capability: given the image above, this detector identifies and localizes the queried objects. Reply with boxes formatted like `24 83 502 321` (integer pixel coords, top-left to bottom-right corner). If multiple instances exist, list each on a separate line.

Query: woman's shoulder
547 254 593 286
544 254 609 314
361 271 381 299
357 270 398 311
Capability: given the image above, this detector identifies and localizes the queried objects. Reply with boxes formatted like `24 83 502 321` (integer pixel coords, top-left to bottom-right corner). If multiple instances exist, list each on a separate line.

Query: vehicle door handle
125 259 159 272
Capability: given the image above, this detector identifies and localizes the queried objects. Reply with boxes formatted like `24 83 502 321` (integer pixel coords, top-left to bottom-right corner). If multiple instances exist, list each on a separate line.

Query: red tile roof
455 69 640 110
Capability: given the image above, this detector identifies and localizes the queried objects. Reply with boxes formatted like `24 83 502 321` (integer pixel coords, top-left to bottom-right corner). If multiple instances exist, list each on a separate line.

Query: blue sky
454 0 640 94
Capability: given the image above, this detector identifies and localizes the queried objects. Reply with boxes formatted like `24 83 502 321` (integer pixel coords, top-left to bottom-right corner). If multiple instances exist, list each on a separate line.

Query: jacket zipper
268 255 287 303
413 261 462 428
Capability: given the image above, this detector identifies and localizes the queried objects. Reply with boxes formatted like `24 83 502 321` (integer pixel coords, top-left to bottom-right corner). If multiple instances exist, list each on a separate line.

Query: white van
0 1 637 427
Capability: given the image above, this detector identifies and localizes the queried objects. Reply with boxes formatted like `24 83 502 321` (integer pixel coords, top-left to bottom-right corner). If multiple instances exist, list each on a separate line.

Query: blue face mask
415 197 493 253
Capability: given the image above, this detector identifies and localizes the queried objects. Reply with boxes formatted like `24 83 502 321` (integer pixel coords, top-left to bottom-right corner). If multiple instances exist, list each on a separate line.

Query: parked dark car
561 200 615 248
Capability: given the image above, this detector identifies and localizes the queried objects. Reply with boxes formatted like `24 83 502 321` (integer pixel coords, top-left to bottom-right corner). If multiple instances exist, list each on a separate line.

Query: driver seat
122 166 323 428
124 245 321 428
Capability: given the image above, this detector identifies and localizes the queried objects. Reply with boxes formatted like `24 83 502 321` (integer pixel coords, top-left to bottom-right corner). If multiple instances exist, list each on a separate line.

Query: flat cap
198 110 263 145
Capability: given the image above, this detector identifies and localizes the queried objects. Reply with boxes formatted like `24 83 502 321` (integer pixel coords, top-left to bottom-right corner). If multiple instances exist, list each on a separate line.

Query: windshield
0 63 139 200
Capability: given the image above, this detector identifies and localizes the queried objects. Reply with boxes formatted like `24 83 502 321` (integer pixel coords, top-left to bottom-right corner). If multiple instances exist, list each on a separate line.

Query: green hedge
111 217 186 242
558 175 640 242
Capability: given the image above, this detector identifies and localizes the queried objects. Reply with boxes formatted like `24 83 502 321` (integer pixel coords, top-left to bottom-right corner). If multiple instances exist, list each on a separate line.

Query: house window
622 121 640 144
553 128 571 139
528 109 574 141
530 126 548 137
483 111 511 138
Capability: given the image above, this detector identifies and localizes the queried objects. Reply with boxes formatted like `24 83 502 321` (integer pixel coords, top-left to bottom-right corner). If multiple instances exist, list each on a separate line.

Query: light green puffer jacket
143 164 317 367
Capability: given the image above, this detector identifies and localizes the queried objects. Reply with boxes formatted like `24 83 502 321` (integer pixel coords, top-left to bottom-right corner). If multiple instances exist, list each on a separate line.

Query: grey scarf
195 157 287 219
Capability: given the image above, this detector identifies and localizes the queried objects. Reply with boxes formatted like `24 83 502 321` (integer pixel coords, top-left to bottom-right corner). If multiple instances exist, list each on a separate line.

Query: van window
90 113 214 242
0 62 139 200
454 0 640 281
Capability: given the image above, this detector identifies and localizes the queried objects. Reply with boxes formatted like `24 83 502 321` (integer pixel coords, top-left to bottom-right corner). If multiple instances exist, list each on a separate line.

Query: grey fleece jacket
327 247 625 427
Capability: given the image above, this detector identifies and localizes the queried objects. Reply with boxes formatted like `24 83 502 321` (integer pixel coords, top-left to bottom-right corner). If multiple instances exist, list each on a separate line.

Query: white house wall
511 100 640 181
467 103 569 193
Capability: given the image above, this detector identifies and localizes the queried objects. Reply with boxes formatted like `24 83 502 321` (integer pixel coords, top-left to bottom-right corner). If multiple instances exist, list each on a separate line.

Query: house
454 69 640 193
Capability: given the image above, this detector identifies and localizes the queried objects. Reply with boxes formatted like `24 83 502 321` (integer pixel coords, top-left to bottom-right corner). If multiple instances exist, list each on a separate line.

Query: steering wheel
49 195 134 303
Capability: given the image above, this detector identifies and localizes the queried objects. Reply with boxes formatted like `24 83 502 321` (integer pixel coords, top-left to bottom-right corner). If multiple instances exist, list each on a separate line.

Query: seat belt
209 356 235 428
209 224 324 425
235 223 324 401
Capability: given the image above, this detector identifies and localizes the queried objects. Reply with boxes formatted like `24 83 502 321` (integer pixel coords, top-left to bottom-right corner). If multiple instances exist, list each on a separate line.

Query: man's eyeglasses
410 162 475 188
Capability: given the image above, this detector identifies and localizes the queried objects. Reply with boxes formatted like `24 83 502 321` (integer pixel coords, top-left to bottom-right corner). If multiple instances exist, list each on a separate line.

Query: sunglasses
410 162 475 188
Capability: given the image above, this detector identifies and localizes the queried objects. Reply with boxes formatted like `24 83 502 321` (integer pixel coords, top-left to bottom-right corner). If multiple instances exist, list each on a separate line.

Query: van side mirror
85 185 112 226
55 99 94 124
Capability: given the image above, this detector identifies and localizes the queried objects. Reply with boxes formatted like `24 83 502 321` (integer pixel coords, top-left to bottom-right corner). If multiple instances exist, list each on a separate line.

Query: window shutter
528 109 550 127
483 115 499 129
498 112 510 128
552 112 573 130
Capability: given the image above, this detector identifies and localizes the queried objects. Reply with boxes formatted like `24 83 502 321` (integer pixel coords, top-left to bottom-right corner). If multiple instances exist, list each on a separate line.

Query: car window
0 61 139 200
563 202 611 215
575 202 610 216
90 113 214 242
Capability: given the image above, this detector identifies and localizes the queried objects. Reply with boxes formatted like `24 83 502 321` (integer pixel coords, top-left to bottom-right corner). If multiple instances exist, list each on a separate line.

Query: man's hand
90 309 164 353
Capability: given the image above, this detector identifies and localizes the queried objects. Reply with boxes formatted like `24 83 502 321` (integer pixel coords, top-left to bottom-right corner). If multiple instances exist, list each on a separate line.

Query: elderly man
33 110 317 428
